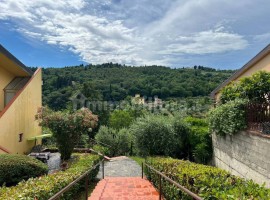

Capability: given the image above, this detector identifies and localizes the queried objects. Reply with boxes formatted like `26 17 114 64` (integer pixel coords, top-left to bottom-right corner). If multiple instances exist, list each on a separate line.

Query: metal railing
48 159 105 200
246 103 270 134
142 162 202 200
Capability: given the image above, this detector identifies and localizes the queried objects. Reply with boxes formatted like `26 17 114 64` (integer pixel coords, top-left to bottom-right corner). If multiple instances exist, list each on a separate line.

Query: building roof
0 44 33 76
211 44 270 98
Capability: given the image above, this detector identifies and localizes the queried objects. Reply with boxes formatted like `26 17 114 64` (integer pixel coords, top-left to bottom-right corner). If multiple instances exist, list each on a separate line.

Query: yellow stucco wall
214 53 270 100
0 67 15 111
235 53 270 81
0 69 42 154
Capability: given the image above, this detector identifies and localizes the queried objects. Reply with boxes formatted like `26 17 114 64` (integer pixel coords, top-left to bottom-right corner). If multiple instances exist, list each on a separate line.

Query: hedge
0 154 101 200
208 99 247 136
145 157 270 200
0 154 48 186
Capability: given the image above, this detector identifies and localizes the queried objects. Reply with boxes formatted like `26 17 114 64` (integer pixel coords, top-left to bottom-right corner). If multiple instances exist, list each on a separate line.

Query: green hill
39 63 234 110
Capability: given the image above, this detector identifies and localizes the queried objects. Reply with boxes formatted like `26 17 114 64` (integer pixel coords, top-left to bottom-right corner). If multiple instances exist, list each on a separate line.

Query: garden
1 71 270 199
0 108 101 200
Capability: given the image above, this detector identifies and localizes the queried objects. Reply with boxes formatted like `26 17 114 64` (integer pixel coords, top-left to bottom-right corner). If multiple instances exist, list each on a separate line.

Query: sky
0 0 270 69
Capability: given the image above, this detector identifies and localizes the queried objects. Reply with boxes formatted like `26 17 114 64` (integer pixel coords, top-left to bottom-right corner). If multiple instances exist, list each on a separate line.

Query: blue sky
0 0 270 69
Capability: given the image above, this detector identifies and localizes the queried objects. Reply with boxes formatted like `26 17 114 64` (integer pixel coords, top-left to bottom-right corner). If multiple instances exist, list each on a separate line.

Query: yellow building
210 44 270 187
132 94 145 105
0 44 42 154
211 44 270 101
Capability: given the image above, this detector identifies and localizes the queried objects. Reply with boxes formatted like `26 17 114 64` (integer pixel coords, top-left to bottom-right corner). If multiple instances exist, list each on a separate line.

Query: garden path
89 156 160 200
96 156 141 178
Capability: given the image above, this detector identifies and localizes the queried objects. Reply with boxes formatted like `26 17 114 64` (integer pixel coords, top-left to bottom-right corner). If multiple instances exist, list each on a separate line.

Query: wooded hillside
39 63 234 110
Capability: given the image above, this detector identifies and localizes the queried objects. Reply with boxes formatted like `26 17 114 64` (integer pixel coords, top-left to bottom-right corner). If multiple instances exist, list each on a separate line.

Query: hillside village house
132 94 163 108
0 45 42 154
211 44 270 187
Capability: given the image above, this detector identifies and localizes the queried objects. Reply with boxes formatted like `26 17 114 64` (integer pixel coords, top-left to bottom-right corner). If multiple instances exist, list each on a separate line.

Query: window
19 133 23 142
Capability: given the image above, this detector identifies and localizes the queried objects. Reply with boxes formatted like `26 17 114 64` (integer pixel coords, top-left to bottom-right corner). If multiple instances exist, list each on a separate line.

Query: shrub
220 71 270 104
109 110 135 130
130 115 173 156
92 145 110 156
208 99 247 135
0 154 101 200
95 126 133 157
130 114 189 157
0 154 48 186
95 126 116 156
184 116 212 164
145 157 270 200
40 108 98 160
171 116 190 158
129 114 212 163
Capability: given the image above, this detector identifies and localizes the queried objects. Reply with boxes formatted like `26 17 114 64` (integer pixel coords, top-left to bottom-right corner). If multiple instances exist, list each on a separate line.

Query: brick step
88 179 107 200
88 177 160 200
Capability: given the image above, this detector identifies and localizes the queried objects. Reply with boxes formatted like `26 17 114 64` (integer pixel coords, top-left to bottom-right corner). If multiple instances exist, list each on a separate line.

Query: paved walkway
47 153 61 174
97 156 142 178
90 156 160 200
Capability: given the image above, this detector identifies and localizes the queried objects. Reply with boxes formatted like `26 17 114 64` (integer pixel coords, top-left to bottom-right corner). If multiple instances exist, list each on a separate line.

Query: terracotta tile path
88 156 160 200
88 177 160 200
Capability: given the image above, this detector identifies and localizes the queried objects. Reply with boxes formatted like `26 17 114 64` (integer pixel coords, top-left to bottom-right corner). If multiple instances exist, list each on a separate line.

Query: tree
221 71 270 104
40 108 98 160
109 110 134 130
95 126 133 156
42 64 234 111
130 114 189 157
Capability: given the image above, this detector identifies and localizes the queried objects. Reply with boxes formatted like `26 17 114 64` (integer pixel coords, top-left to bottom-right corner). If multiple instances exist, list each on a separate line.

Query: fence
142 162 202 200
246 103 270 134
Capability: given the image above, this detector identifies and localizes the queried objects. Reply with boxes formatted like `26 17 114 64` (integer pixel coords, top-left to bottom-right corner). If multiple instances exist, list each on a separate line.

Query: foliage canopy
220 71 270 104
209 99 247 136
41 64 234 110
95 126 133 156
109 110 135 130
40 108 98 160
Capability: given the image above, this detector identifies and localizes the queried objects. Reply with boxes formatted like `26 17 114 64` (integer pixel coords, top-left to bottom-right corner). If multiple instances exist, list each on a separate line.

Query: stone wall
212 131 270 187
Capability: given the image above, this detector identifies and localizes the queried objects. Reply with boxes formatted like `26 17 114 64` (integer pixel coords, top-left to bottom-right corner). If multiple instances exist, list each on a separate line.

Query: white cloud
1 0 268 66
164 27 248 54
253 33 270 43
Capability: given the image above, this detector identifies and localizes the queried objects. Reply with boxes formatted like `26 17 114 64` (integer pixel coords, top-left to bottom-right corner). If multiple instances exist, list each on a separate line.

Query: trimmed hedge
0 154 101 200
0 154 48 186
146 157 270 200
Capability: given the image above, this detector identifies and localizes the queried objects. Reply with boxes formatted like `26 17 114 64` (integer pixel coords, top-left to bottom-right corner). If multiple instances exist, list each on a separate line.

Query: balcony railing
246 103 270 134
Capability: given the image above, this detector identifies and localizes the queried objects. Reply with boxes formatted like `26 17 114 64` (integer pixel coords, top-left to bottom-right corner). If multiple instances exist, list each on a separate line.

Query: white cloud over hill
0 0 269 66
